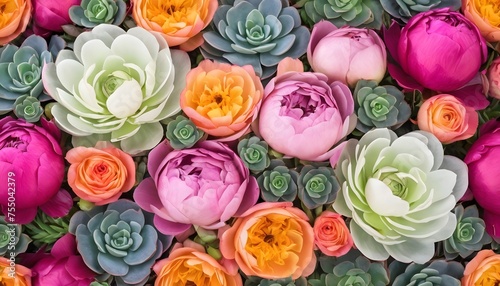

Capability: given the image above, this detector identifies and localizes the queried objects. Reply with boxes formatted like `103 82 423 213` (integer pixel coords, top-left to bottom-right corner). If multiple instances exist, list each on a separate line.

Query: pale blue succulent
70 0 127 28
389 260 464 286
201 0 310 79
0 35 64 114
380 0 461 23
69 199 173 286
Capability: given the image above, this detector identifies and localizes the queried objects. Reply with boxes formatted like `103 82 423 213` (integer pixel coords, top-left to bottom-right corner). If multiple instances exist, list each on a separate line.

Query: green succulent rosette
13 95 44 123
303 0 384 29
298 165 339 209
444 204 492 260
354 80 411 133
68 199 173 286
0 216 31 256
332 128 468 263
245 276 308 286
380 0 461 23
0 35 64 114
238 136 271 172
70 0 127 28
201 0 310 79
165 115 205 149
257 160 299 202
389 260 464 286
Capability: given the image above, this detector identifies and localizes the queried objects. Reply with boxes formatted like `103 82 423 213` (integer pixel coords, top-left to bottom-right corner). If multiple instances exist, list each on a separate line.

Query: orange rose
66 142 135 205
313 211 353 257
132 0 218 51
462 0 500 42
0 0 31 45
462 250 500 285
153 241 242 286
0 257 31 286
220 202 316 280
417 94 478 144
180 60 264 141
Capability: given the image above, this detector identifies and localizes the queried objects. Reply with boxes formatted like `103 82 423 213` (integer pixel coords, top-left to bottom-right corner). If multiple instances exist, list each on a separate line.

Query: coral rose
0 0 31 45
313 211 353 257
417 94 478 144
0 257 31 286
153 241 242 286
66 141 135 205
180 60 264 141
220 202 316 280
132 0 217 51
462 249 500 285
487 57 500 100
462 0 500 42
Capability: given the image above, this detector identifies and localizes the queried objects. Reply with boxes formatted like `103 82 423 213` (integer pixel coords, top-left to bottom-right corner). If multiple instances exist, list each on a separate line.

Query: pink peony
32 0 81 35
258 72 356 162
134 140 259 235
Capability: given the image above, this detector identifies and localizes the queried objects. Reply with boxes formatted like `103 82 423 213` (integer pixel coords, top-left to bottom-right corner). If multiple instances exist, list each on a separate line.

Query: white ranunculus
332 128 468 263
43 24 191 154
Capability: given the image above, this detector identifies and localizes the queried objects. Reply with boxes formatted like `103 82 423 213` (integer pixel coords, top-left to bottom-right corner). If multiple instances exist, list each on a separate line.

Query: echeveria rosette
332 128 468 263
389 260 464 286
0 216 31 256
201 0 310 79
69 0 127 28
303 0 383 29
68 199 173 286
354 80 411 133
258 72 356 162
444 204 491 260
380 0 461 23
257 160 299 202
42 24 191 154
238 136 271 173
0 35 64 115
165 115 205 149
298 166 339 210
134 140 260 235
13 95 44 123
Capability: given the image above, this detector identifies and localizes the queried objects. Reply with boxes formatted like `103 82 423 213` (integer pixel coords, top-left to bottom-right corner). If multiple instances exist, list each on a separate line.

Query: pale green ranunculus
43 24 191 154
332 128 468 264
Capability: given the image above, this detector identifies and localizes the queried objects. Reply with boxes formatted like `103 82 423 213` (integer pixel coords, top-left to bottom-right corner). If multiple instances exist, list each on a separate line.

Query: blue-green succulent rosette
380 0 461 23
68 199 173 286
389 260 464 285
69 0 127 28
201 0 310 79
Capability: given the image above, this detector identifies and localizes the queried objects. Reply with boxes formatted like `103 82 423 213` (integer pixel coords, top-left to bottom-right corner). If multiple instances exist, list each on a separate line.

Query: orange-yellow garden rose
462 0 500 42
0 257 31 286
220 202 316 280
132 0 217 51
153 241 242 286
66 142 135 205
417 94 478 144
313 211 353 257
0 0 31 45
180 59 264 141
462 249 500 285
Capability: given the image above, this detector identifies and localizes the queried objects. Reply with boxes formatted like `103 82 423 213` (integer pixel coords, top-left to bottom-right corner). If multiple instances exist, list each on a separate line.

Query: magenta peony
32 0 81 35
31 234 95 286
258 72 356 162
464 119 500 239
0 117 70 224
134 140 260 235
307 21 387 87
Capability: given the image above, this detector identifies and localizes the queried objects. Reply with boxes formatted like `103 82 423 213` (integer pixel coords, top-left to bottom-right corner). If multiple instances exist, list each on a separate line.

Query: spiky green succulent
24 211 69 250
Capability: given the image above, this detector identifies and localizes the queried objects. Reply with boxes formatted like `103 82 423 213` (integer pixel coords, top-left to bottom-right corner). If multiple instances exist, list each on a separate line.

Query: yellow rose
132 0 217 51
0 0 31 45
462 0 500 42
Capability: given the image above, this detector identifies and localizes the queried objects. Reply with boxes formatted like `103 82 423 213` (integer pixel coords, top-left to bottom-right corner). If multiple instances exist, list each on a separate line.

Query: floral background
0 0 499 285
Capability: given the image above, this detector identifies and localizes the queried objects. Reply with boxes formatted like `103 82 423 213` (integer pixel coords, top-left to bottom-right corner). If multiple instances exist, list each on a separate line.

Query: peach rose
220 202 316 280
132 0 218 51
462 249 500 285
0 257 31 286
488 57 500 99
0 0 31 45
313 211 353 257
153 241 242 286
180 60 264 141
66 142 135 205
417 94 478 144
462 0 500 42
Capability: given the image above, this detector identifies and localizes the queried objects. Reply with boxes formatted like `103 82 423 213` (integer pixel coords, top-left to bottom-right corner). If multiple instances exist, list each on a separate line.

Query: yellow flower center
0 0 18 28
145 0 201 33
168 257 224 285
0 266 28 286
475 264 500 286
245 214 302 271
475 0 500 26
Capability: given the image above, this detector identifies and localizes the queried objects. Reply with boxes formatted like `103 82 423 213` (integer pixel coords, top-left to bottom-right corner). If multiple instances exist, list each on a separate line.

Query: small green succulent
24 211 69 250
70 0 127 28
298 165 339 209
257 160 299 202
238 136 271 173
0 216 31 256
166 115 205 149
389 260 464 286
14 95 44 122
